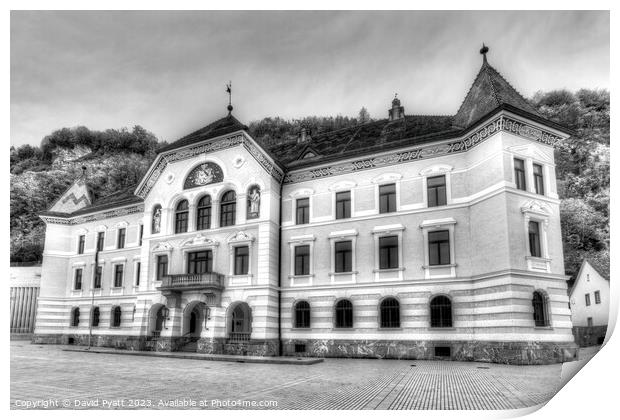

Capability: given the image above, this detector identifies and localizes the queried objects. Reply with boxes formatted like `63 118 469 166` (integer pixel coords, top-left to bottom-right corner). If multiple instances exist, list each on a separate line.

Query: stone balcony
157 272 224 305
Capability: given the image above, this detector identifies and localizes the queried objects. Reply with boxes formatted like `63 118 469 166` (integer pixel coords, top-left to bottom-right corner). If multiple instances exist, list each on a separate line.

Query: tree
358 107 370 124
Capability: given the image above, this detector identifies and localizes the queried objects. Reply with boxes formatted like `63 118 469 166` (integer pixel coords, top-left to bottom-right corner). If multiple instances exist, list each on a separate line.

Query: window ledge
330 271 358 276
291 328 312 331
534 326 553 330
525 256 551 262
373 267 404 273
428 327 456 331
331 328 355 331
378 327 402 331
111 286 123 289
423 264 457 269
289 274 314 279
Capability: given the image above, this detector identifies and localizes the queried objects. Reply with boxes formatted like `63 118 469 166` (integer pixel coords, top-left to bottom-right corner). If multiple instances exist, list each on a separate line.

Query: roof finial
480 43 489 64
226 81 233 115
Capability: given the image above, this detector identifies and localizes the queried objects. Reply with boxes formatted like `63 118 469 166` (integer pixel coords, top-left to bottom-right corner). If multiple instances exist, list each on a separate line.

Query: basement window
434 346 451 358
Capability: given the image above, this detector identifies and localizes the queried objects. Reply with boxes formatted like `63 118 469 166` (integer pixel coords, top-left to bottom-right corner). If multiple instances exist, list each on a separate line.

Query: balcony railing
158 272 225 291
228 332 251 343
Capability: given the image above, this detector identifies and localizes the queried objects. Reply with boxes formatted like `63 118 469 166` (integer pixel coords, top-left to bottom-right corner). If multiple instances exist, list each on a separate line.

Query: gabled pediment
49 178 92 213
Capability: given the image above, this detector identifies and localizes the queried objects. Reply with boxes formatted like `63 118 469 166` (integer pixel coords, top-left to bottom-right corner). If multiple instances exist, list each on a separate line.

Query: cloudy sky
10 10 609 147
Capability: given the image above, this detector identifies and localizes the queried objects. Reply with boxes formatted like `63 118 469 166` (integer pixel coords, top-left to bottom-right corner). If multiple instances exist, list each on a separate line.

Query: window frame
334 240 353 273
187 249 213 274
138 224 144 246
378 236 399 269
91 307 100 327
378 183 396 214
77 235 85 254
156 255 168 281
196 195 212 231
379 297 401 329
532 291 550 327
113 264 124 288
93 265 102 289
70 307 80 327
428 230 451 266
96 231 105 252
429 295 453 328
334 299 353 329
74 268 83 291
533 163 545 195
594 290 601 304
296 197 310 224
175 200 189 234
111 306 122 328
294 244 311 276
234 245 250 276
328 230 358 283
426 175 447 207
335 190 351 220
117 228 126 249
219 190 237 227
294 300 311 329
514 158 527 191
420 218 456 279
134 261 141 287
585 293 591 306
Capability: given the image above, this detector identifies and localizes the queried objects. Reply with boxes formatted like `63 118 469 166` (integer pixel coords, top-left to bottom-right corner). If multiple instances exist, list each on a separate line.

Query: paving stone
10 342 563 410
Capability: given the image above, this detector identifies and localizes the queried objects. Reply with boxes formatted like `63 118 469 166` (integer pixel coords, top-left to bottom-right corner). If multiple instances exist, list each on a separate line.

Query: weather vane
226 81 233 115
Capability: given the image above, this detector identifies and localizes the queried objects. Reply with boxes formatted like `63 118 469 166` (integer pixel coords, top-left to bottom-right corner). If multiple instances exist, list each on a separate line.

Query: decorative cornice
283 115 564 184
135 132 284 199
40 204 144 226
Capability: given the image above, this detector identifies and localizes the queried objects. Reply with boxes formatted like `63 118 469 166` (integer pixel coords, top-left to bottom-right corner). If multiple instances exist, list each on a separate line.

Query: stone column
188 204 197 232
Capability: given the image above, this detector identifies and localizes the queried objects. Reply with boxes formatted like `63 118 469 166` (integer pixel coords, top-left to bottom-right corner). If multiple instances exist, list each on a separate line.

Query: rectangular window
427 175 447 207
528 221 541 258
220 202 236 227
294 245 310 276
334 241 352 273
585 293 591 306
335 191 351 219
94 266 102 289
96 232 105 252
587 317 593 327
74 268 82 290
595 290 601 304
296 198 309 224
117 228 126 249
533 164 545 195
114 265 123 288
77 235 85 254
428 230 450 266
135 262 141 286
514 158 526 190
175 212 188 233
157 255 168 280
138 225 144 246
188 250 213 274
379 236 399 269
379 184 396 213
234 246 249 275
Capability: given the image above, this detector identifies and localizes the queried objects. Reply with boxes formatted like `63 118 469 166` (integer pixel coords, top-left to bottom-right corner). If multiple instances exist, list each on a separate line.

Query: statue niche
152 205 162 234
247 185 261 219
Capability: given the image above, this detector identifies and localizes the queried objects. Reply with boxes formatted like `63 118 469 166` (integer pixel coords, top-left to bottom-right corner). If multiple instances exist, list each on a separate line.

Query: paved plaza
11 341 564 410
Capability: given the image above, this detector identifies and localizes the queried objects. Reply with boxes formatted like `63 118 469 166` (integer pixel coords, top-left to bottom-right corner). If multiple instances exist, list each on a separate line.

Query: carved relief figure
247 186 261 219
152 206 162 233
184 162 224 189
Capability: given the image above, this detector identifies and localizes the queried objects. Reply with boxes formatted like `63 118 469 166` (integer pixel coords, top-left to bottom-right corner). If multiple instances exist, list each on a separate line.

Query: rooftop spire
480 43 489 64
226 81 233 115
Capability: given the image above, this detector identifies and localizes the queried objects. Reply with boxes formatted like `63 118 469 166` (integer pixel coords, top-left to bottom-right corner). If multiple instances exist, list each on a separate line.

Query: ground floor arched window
532 291 549 327
91 307 100 327
380 298 400 328
294 301 311 328
111 306 122 327
430 296 452 328
70 307 80 327
335 299 353 328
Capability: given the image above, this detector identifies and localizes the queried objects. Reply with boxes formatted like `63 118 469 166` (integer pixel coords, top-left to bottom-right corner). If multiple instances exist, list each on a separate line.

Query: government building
34 47 577 364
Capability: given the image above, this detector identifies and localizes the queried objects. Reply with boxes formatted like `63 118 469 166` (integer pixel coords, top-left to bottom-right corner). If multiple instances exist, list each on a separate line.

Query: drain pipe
277 180 283 357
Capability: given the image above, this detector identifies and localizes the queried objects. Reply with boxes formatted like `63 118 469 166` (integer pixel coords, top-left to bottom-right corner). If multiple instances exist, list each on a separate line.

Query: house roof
157 114 248 153
265 115 460 168
453 58 542 129
40 183 143 218
568 259 610 296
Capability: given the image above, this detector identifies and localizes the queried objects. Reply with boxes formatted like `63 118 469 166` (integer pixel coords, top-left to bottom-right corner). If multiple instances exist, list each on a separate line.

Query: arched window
111 306 122 327
70 307 80 327
91 307 100 327
175 200 189 233
220 190 236 227
196 195 212 230
532 291 549 327
335 299 353 328
295 301 311 328
380 297 400 328
430 296 452 328
152 204 162 234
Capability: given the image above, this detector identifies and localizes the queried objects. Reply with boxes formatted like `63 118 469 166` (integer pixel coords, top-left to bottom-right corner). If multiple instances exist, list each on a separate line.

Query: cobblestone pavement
10 342 563 410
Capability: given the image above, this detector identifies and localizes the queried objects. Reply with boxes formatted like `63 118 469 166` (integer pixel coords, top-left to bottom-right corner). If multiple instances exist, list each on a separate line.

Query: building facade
33 48 577 364
569 260 609 346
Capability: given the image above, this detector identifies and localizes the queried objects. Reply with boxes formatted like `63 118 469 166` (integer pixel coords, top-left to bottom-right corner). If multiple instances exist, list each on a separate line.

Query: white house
33 46 577 364
569 260 609 346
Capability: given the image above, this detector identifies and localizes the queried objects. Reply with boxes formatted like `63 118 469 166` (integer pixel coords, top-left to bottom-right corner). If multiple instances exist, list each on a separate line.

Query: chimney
388 94 405 121
298 127 308 143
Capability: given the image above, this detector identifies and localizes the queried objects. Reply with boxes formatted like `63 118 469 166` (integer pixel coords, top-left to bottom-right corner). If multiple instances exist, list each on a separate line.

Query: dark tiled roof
41 183 143 218
266 115 460 167
454 60 541 128
158 114 248 153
